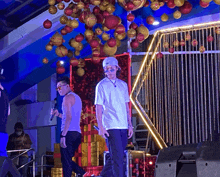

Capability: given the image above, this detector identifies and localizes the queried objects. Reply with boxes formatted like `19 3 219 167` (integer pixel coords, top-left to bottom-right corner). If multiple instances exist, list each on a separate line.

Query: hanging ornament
84 29 94 40
96 14 104 24
77 68 85 77
174 0 184 7
191 39 198 46
75 50 80 56
107 38 117 47
163 41 169 48
169 47 174 53
159 1 165 6
102 32 110 41
180 39 186 46
61 28 67 35
64 25 73 33
43 57 49 64
70 58 79 67
104 15 119 29
150 1 160 10
127 13 135 22
137 25 149 39
57 2 65 10
103 26 110 31
48 0 56 5
115 24 126 34
68 19 79 29
213 0 220 5
92 57 101 64
46 44 53 51
106 4 116 13
93 6 101 14
95 28 103 35
91 0 101 5
137 33 145 43
69 38 80 48
156 52 163 59
56 66 65 74
60 15 68 24
179 1 192 14
173 10 181 19
79 11 91 23
215 28 220 34
43 19 52 29
114 32 126 40
78 59 86 67
75 43 83 51
125 2 135 11
130 39 139 49
127 29 136 38
199 46 206 53
55 45 68 57
129 22 138 30
116 39 121 47
67 50 74 58
77 2 85 9
50 32 64 46
167 0 176 8
185 33 191 41
103 43 117 55
90 39 100 48
161 13 168 22
85 14 97 27
207 35 214 42
173 40 179 47
49 6 57 14
75 33 84 42
199 0 209 8
146 15 155 25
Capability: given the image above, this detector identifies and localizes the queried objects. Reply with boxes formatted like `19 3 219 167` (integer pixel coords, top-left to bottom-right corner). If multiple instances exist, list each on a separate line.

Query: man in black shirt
0 65 21 177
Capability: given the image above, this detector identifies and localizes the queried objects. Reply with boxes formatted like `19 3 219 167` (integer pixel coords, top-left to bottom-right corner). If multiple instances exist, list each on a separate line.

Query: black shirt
0 88 9 133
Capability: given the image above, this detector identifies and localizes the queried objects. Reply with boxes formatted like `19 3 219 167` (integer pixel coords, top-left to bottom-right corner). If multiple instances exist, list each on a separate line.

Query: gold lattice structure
130 21 220 150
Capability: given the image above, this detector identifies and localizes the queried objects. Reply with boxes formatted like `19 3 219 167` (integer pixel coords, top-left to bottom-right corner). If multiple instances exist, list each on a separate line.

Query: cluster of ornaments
156 27 220 59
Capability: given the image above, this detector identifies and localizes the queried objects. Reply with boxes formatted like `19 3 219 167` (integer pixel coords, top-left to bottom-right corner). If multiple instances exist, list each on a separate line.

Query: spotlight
153 21 159 26
60 61 64 65
149 161 153 165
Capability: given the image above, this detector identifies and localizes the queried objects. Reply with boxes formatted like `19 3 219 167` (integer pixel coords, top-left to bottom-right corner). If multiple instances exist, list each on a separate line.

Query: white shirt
94 78 130 130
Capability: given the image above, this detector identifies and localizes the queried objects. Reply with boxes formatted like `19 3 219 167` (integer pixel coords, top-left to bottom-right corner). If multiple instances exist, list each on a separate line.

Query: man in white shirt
94 57 133 177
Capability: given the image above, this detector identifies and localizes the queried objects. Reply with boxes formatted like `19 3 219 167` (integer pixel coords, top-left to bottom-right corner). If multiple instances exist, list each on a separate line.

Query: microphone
50 98 57 121
93 125 99 131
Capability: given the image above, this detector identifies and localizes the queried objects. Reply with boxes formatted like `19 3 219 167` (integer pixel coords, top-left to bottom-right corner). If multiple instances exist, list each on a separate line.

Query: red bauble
64 25 73 33
57 0 62 2
130 39 139 49
169 47 174 53
99 44 105 57
61 28 67 35
179 1 192 14
102 11 110 17
129 22 138 30
69 58 79 67
90 39 99 48
191 39 198 46
96 14 104 24
136 33 145 43
107 38 117 47
75 33 84 42
79 11 91 23
167 0 175 8
157 52 163 59
146 15 154 25
199 0 209 8
144 1 149 7
180 39 185 46
104 15 119 29
64 7 73 16
207 35 214 42
125 2 135 11
92 57 100 64
92 49 100 57
127 13 135 22
43 19 52 29
115 24 125 34
63 0 70 2
56 66 65 74
93 6 100 14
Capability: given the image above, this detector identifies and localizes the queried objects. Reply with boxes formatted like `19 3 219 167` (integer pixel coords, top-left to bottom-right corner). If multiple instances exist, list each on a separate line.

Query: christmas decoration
70 58 79 66
200 0 209 8
50 32 64 46
207 35 214 42
55 45 68 57
48 6 57 14
127 13 135 22
173 10 181 19
130 39 139 49
169 47 174 53
43 19 52 29
42 57 49 64
156 52 163 59
46 44 53 51
56 66 65 74
48 0 56 6
179 1 193 14
77 67 85 76
174 0 184 7
161 13 168 22
146 15 155 25
199 46 205 53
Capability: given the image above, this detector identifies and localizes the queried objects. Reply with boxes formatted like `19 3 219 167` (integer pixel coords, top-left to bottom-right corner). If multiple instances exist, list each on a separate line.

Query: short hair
14 122 23 130
57 76 70 85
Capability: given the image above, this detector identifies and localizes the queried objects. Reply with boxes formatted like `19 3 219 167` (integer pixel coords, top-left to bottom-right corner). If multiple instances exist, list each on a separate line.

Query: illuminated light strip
130 20 220 150
131 50 220 55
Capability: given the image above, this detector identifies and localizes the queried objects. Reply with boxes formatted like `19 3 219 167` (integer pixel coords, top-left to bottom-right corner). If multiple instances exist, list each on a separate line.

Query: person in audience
94 57 133 177
7 122 32 177
51 76 89 177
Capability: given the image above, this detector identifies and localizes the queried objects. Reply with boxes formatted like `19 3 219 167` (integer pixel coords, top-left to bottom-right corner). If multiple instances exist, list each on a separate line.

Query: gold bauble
91 0 101 5
95 28 103 35
100 4 107 11
173 10 181 19
84 29 94 40
199 46 206 53
102 32 110 41
213 0 220 4
163 41 169 48
77 68 85 77
116 39 121 47
55 45 68 57
118 17 122 24
67 50 74 58
57 2 65 10
77 2 85 9
75 50 80 56
69 39 80 48
68 19 79 29
103 26 110 31
114 32 126 40
106 4 116 14
43 57 49 64
103 43 117 56
173 40 179 47
133 0 142 6
150 1 160 10
46 44 53 51
118 0 125 3
85 14 97 27
50 32 64 46
75 43 83 51
201 0 212 2
159 1 165 6
78 59 86 67
48 6 57 14
60 15 68 24
48 0 56 6
137 25 149 39
127 29 136 38
102 0 109 6
174 0 184 7
161 13 168 22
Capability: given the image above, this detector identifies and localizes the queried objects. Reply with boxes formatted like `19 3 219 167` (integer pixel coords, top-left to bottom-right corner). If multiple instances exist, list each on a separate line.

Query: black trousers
100 129 128 177
60 131 85 177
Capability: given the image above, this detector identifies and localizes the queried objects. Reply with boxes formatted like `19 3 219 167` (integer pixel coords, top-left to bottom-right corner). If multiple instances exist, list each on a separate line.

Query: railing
41 154 54 177
7 148 35 177
130 20 220 149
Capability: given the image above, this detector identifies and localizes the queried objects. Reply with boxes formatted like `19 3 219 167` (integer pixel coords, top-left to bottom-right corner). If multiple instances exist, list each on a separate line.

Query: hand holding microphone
50 109 59 121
